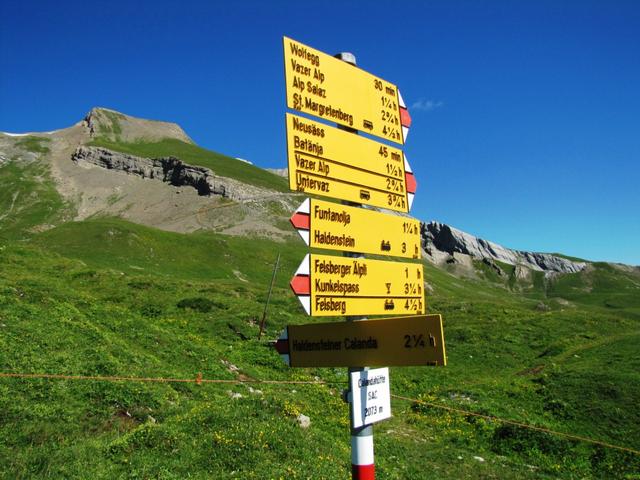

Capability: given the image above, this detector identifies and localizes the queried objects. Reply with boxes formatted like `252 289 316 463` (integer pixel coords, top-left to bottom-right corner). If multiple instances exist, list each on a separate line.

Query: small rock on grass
297 414 310 429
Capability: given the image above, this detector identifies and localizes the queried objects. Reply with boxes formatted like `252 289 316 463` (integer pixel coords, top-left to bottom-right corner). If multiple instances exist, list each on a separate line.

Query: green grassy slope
1 215 639 479
1 136 639 478
0 140 73 240
89 137 289 193
545 263 640 315
33 217 305 284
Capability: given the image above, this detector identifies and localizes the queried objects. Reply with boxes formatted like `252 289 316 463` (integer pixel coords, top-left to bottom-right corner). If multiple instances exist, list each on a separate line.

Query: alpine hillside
1 108 639 479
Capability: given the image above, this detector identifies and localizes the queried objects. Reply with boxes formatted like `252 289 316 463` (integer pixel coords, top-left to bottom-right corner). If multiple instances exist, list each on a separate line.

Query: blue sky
1 1 639 265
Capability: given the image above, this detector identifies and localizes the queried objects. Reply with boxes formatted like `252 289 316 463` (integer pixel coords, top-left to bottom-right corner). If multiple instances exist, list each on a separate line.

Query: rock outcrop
72 146 221 195
71 146 276 203
267 167 288 178
423 221 586 274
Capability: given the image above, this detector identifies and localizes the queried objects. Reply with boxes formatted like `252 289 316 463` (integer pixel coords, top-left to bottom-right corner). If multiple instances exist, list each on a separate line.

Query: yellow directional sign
290 253 425 317
291 198 421 259
284 36 404 144
286 114 416 213
278 315 446 367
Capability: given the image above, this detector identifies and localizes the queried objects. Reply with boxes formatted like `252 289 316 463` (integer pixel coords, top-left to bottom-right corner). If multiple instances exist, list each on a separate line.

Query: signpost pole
334 51 376 480
258 252 280 340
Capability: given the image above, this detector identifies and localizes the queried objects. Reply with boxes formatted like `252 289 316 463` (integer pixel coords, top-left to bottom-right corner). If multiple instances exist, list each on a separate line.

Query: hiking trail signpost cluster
276 36 447 480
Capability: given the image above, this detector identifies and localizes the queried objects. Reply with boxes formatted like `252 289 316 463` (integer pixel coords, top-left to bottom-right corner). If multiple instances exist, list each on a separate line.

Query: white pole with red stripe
351 434 375 479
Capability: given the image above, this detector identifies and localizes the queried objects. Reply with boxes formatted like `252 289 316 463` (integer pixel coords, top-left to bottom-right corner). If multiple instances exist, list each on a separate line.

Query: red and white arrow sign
289 253 311 315
398 90 411 143
404 154 416 211
290 198 311 246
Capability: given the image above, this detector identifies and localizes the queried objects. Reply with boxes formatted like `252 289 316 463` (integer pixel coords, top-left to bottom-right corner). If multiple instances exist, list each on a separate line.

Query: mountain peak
83 107 193 144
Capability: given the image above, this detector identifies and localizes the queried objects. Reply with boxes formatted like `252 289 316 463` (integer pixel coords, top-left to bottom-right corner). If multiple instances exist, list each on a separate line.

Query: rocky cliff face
422 221 586 274
71 146 277 202
73 146 218 196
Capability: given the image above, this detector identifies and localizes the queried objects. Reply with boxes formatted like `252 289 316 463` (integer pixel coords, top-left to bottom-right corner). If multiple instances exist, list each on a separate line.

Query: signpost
290 253 425 317
278 36 444 480
290 198 421 259
350 368 392 429
274 315 446 368
283 37 411 145
286 113 416 212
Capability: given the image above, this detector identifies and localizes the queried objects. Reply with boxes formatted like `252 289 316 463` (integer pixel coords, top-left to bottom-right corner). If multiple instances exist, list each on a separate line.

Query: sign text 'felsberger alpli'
290 253 425 317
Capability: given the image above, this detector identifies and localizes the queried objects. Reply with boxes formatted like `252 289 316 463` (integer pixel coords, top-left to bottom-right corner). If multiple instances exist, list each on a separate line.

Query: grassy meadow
0 146 639 479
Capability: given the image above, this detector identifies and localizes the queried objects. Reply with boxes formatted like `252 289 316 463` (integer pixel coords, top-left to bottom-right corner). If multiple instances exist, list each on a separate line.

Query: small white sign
350 367 391 428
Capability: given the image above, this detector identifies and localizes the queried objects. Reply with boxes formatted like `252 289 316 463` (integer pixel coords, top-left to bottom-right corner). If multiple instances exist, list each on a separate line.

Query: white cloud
410 99 444 112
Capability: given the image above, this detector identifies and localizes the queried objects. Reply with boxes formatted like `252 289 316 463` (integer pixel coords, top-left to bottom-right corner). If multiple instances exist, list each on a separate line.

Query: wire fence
390 393 640 456
2 371 639 456
0 372 330 385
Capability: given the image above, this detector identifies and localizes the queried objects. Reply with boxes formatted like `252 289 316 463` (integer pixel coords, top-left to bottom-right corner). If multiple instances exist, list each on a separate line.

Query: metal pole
258 252 280 340
335 51 376 480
